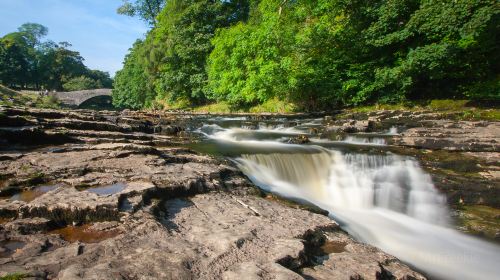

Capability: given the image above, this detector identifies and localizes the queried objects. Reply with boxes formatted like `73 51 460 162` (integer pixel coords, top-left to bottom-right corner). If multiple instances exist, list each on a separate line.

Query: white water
199 123 500 280
342 136 386 145
332 126 399 145
389 126 398 135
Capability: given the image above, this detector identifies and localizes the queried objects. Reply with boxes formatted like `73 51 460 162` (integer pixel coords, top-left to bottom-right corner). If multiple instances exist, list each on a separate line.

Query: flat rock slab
395 120 499 151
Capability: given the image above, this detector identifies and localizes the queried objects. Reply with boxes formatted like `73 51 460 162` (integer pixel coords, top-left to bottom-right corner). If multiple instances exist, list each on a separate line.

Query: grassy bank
190 98 298 114
0 85 60 109
181 99 500 120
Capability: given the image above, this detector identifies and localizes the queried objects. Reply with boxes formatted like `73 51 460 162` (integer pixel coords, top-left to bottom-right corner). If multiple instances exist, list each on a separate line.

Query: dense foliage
114 0 499 110
0 23 113 91
113 40 154 109
62 76 102 91
113 0 249 108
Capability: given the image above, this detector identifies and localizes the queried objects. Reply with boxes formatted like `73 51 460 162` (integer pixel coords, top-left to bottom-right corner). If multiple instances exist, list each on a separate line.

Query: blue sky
0 0 149 75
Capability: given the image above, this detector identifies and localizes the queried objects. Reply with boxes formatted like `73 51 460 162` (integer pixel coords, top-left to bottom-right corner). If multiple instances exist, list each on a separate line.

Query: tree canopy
113 0 250 109
117 0 166 25
111 0 498 110
0 23 113 91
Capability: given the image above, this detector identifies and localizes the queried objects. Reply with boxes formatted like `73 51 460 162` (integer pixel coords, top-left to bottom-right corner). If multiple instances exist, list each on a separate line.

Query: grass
427 99 470 110
0 273 26 280
0 84 19 96
248 98 298 113
348 104 410 113
5 82 495 120
179 98 499 119
190 98 298 114
0 84 61 109
456 109 500 121
192 101 233 113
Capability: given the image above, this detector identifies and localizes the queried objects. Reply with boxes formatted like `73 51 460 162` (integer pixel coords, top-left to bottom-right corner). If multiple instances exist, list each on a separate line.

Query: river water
187 115 499 280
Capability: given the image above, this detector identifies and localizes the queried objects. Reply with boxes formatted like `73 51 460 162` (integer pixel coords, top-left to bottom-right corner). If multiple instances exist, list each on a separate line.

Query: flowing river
187 115 499 280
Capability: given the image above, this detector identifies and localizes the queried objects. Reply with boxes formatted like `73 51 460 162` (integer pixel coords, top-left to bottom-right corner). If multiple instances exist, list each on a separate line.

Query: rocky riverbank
0 106 498 279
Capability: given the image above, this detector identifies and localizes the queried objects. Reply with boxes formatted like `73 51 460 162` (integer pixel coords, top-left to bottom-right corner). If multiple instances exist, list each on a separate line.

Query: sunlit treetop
117 0 165 26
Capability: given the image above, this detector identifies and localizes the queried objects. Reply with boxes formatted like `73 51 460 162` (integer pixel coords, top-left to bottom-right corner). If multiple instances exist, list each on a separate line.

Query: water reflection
84 183 126 196
9 185 58 202
49 224 121 243
0 240 26 258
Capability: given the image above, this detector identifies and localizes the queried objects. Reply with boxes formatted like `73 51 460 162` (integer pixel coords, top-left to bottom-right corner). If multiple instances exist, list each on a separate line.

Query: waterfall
237 152 332 201
238 151 449 225
199 124 500 280
330 152 449 225
235 149 500 280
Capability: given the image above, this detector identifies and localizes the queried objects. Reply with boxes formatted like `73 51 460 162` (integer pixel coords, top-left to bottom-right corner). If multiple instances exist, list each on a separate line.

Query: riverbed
0 107 498 279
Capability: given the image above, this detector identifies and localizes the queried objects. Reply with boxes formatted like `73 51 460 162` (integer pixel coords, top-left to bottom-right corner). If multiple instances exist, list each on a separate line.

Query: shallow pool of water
84 183 126 195
49 224 121 243
9 185 59 202
0 240 26 258
320 240 347 254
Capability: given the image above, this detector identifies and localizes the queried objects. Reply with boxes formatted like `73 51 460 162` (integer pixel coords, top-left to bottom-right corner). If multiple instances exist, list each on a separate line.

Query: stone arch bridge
50 89 112 107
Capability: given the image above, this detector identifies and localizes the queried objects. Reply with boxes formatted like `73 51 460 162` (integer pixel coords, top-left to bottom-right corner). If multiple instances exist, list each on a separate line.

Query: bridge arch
50 89 112 107
77 95 113 109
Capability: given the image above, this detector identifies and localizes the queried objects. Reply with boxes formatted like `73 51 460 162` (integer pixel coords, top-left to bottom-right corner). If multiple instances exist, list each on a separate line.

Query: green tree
38 42 87 90
207 12 288 105
113 40 155 109
17 23 48 47
115 0 499 110
208 0 499 108
1 23 110 91
63 76 101 91
86 70 113 88
117 0 165 25
0 23 50 89
112 0 250 108
154 0 250 105
365 0 500 101
0 35 31 87
207 0 340 108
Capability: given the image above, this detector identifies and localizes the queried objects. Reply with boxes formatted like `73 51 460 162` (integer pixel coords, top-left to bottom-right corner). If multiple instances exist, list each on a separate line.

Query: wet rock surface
299 230 425 280
0 107 424 279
